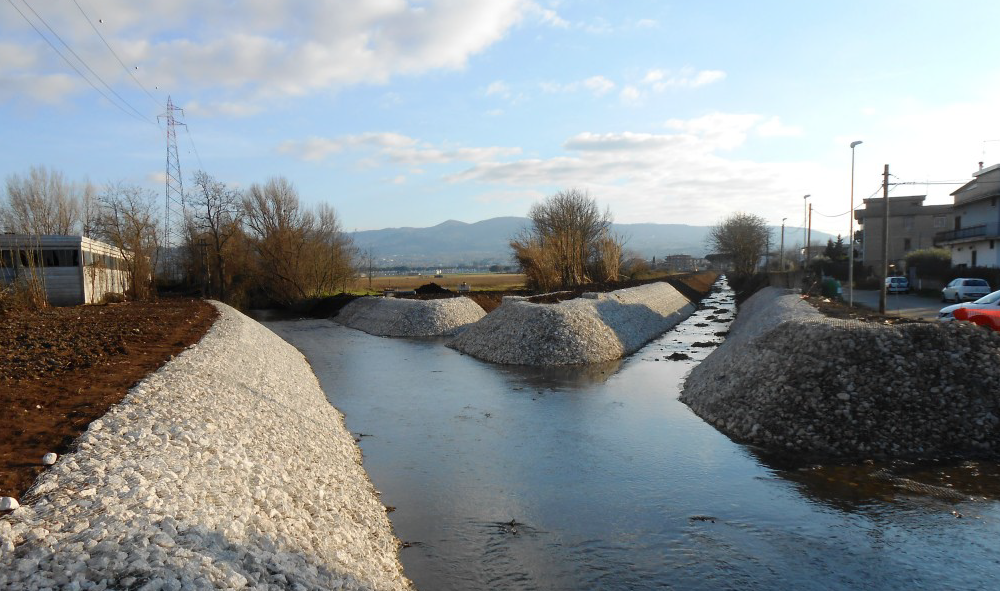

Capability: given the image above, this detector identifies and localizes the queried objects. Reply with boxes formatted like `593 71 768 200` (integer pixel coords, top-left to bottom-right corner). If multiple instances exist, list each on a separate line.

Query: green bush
905 248 951 281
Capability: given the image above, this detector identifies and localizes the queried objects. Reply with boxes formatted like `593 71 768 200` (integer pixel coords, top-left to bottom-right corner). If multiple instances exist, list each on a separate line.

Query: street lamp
848 140 863 307
802 194 811 267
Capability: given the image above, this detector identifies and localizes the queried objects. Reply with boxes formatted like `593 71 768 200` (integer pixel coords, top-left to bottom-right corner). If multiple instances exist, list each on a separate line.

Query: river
263 280 1000 590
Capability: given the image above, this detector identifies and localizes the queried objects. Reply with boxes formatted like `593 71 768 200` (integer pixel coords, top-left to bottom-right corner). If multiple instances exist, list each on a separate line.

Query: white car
939 289 1000 321
885 276 910 294
942 278 991 302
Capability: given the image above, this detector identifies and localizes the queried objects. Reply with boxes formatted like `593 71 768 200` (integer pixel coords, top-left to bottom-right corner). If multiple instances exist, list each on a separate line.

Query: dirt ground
0 299 217 501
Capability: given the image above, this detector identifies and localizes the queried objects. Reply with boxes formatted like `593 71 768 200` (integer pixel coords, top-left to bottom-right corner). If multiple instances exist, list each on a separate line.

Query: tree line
0 165 356 308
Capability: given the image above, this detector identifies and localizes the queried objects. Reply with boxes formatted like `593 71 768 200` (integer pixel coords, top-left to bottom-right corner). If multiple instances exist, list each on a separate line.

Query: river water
263 281 1000 590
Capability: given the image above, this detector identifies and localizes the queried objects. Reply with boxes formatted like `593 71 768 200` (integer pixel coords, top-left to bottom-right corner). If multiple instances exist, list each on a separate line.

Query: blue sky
3 1 1000 243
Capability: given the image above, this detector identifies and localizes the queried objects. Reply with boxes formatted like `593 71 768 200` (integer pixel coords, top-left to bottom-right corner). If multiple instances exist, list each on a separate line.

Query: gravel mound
450 282 694 365
0 303 411 591
336 296 485 337
681 287 1000 460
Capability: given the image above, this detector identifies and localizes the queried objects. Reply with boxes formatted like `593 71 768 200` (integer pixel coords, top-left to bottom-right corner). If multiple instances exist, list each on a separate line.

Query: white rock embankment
336 296 485 337
0 303 411 591
450 282 694 365
681 287 1000 460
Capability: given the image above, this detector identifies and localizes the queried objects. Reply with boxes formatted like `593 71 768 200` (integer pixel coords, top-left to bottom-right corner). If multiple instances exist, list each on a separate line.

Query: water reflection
265 278 1000 591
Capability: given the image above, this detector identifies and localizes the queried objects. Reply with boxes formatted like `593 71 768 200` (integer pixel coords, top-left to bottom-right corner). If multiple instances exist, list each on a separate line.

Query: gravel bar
0 303 411 591
681 287 1000 460
450 282 695 365
336 296 485 337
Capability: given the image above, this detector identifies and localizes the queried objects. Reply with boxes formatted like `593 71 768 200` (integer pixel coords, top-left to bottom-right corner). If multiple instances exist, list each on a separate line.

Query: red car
953 307 1000 332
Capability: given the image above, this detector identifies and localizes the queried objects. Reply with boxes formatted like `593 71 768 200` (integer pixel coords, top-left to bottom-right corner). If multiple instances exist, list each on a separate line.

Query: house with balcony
854 195 953 274
934 163 1000 268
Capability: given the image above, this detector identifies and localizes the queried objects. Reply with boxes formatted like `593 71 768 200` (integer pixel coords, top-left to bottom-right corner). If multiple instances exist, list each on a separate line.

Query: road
844 288 943 321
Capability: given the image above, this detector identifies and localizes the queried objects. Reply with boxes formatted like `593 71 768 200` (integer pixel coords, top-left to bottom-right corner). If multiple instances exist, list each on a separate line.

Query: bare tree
2 166 81 235
243 177 355 305
707 212 771 278
188 171 244 301
92 182 161 300
511 188 625 289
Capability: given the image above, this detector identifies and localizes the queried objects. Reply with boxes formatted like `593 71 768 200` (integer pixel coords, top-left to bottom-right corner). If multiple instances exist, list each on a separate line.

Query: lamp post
802 194 811 267
779 217 787 272
848 140 863 307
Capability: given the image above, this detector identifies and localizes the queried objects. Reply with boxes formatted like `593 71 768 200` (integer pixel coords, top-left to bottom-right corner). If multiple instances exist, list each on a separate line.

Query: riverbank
681 287 1000 460
1 303 411 590
451 281 697 365
336 295 486 337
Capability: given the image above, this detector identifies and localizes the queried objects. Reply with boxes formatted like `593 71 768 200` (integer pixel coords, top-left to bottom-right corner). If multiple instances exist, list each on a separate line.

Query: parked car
941 278 992 302
938 289 1000 321
885 276 910 294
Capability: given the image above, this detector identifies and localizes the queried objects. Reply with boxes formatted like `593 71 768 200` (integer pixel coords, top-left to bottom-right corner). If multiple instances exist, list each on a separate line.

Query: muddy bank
681 287 1000 460
0 303 411 590
450 281 696 365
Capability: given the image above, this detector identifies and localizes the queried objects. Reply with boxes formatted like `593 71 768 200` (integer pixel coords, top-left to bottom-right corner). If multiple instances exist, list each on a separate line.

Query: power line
7 0 153 124
70 0 164 109
184 126 205 172
4 0 150 124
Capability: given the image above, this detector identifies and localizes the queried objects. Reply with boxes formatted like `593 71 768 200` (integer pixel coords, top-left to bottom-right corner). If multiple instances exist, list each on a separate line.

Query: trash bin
822 277 841 299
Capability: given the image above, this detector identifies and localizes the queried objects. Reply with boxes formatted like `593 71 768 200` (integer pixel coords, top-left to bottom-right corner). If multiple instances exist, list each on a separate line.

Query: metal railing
934 222 1000 244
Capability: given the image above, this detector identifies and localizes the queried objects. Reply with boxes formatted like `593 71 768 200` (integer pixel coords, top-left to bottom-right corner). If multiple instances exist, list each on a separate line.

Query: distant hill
352 217 834 266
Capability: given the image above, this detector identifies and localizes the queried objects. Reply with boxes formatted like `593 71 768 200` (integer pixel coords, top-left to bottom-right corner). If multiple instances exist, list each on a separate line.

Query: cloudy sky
3 1 1000 240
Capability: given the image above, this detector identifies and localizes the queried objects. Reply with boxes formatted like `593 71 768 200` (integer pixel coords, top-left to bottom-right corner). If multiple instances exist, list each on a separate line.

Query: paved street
844 288 943 321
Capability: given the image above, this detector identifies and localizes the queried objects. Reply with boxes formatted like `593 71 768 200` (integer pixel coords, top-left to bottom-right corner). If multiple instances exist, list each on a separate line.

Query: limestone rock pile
450 282 694 365
336 296 485 337
0 303 412 590
681 287 1000 459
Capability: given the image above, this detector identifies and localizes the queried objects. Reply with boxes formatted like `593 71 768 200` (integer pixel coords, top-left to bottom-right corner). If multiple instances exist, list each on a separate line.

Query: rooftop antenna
158 96 186 280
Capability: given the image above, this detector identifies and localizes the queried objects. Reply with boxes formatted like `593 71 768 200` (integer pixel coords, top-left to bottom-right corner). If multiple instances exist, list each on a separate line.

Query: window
903 238 912 251
41 249 80 267
0 250 13 267
992 240 996 250
933 216 947 228
903 216 914 230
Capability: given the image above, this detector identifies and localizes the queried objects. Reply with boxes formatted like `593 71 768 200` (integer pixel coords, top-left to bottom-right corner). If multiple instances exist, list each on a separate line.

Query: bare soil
803 294 924 324
0 299 217 501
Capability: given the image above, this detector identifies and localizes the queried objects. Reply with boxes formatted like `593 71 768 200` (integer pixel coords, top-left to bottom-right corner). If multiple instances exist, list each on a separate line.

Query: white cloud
446 112 827 227
619 85 641 104
582 75 615 96
278 132 521 166
541 75 616 97
486 80 511 98
640 68 726 93
0 0 537 113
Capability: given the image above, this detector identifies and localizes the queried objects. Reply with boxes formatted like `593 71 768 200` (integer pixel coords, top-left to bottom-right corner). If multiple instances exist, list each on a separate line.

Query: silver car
938 289 1000 321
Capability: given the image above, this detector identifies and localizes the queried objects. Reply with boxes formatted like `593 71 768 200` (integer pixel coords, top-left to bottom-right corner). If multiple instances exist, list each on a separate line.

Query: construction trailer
0 234 130 306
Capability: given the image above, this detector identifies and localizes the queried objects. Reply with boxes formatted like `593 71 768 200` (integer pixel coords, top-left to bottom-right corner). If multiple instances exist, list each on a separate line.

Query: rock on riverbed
0 303 411 590
681 287 1000 460
336 296 486 337
450 282 695 365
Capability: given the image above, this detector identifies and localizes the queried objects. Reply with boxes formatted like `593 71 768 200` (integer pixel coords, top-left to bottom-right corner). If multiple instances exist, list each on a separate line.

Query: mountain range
352 217 835 266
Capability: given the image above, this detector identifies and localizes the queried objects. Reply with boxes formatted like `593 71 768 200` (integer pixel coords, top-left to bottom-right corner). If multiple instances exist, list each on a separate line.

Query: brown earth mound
0 299 217 501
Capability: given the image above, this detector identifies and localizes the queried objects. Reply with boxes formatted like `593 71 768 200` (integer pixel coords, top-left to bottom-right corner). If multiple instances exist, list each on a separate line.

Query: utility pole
879 164 890 314
806 204 813 271
779 218 786 272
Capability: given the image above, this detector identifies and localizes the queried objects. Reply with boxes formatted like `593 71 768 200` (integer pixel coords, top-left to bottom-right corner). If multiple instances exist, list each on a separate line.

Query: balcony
934 222 1000 245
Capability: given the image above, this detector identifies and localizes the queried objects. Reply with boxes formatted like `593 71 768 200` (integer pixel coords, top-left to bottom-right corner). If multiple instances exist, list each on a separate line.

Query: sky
3 1 1000 244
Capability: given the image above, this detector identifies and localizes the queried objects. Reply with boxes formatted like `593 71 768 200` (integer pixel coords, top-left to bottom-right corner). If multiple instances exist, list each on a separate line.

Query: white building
0 235 130 305
935 164 1000 268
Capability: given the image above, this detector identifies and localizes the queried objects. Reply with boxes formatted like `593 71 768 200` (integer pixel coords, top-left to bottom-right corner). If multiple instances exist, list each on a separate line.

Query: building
934 163 1000 268
0 235 129 305
660 254 706 272
854 195 953 274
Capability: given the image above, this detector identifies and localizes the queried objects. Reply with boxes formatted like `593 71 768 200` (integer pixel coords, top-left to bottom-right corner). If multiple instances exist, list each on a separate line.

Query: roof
0 234 125 257
951 163 1000 205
